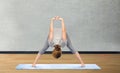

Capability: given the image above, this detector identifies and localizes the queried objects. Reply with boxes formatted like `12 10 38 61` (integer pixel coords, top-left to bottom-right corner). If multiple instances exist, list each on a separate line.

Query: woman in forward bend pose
32 16 85 67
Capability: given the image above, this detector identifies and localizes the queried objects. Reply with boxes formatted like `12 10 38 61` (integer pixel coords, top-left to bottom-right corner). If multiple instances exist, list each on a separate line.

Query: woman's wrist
51 17 55 21
59 18 64 21
50 16 64 22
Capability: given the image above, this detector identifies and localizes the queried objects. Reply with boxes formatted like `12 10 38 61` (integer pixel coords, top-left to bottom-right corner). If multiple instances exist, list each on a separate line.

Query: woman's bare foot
32 64 36 67
81 63 85 67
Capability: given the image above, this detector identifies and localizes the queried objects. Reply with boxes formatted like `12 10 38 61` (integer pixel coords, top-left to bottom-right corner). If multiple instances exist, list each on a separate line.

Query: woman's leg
32 36 49 67
61 19 67 41
66 33 85 67
74 52 85 67
32 54 41 67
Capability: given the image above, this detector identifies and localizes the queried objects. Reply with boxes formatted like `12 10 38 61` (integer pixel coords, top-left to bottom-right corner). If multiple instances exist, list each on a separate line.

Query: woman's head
52 44 62 59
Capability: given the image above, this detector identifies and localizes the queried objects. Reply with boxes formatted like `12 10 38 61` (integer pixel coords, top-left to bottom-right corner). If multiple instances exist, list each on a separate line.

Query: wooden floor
0 54 120 73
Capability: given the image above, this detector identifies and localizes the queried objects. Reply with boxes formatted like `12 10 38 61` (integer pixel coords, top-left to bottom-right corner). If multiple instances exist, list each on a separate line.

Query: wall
0 0 120 51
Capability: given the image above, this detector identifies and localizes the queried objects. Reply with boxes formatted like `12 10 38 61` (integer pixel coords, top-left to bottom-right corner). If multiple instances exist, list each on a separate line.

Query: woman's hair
52 44 62 59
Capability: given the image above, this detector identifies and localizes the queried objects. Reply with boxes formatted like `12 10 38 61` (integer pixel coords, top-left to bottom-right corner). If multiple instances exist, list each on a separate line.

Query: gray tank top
49 28 67 48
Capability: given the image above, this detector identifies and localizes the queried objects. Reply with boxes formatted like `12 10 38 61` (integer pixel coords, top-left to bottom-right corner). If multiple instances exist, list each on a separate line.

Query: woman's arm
59 17 67 41
49 16 67 41
49 17 55 41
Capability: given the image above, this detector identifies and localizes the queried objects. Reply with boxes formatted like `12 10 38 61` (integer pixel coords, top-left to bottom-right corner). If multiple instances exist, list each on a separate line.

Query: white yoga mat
16 64 101 70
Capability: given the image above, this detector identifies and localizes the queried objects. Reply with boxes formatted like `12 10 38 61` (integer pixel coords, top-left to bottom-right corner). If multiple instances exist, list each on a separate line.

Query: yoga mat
16 64 101 70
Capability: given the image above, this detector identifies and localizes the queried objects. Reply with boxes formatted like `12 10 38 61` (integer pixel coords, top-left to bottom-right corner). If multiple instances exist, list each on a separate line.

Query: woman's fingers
59 17 64 21
55 16 60 20
51 16 63 21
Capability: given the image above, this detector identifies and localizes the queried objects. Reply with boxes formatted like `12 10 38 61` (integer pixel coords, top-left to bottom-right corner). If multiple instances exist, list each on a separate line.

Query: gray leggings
38 33 77 54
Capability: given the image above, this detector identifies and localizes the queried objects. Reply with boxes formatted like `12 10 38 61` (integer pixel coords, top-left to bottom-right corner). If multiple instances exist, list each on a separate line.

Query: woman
32 16 85 67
